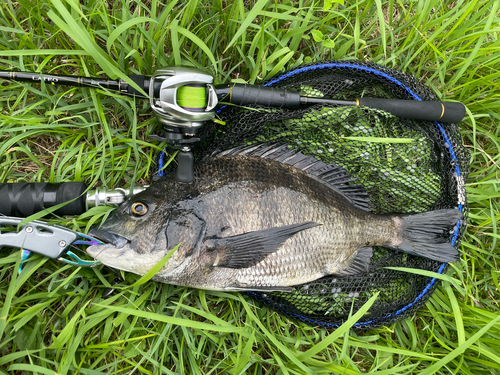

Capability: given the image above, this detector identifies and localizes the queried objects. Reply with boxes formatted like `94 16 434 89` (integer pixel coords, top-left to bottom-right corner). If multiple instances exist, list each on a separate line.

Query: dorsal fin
214 143 370 211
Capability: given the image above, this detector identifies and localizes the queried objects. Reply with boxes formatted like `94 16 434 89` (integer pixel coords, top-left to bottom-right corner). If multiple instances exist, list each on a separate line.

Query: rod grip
127 75 161 98
221 84 301 108
357 98 465 123
0 182 87 217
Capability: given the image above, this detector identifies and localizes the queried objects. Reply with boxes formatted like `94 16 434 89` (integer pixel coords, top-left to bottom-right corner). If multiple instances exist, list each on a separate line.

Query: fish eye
131 201 149 217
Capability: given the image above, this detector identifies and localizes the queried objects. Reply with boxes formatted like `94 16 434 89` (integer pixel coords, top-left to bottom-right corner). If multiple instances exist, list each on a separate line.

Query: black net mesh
192 60 469 328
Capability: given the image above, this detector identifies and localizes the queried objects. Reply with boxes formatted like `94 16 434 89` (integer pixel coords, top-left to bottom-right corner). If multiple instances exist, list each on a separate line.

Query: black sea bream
87 144 461 292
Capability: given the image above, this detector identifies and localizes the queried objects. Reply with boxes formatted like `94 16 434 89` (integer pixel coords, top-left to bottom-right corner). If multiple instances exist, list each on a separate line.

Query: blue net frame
165 60 469 328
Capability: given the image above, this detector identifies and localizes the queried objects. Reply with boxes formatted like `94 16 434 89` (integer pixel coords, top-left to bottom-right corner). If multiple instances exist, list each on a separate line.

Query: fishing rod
0 68 465 123
0 182 146 217
1 66 466 184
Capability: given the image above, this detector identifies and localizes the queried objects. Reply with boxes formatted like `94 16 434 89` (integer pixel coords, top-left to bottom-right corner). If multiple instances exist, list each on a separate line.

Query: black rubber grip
0 182 87 217
222 84 301 108
357 98 465 123
127 75 161 98
127 75 148 97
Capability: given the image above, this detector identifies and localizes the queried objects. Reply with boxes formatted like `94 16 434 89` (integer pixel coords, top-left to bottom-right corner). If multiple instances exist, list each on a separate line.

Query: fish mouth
87 228 129 249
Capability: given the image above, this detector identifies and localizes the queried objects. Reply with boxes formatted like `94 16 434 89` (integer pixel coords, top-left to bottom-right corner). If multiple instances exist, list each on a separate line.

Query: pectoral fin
210 221 321 269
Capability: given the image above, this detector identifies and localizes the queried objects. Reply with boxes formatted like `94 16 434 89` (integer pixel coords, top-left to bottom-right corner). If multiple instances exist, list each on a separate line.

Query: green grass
0 0 499 374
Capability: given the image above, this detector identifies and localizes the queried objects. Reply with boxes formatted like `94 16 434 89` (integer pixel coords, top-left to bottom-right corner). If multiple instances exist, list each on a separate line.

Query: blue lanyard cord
158 149 167 177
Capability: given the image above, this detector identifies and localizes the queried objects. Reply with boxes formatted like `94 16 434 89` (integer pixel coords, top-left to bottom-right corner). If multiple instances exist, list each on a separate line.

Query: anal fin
335 247 373 276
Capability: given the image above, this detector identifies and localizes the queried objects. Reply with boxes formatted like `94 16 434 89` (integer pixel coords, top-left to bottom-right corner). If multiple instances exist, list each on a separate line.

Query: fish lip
86 243 126 259
88 228 129 249
86 244 108 258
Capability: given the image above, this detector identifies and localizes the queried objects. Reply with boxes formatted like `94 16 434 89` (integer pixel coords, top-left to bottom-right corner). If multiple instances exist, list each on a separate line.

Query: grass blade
130 243 180 287
419 315 500 375
177 26 218 71
106 17 158 54
298 292 379 361
224 0 271 54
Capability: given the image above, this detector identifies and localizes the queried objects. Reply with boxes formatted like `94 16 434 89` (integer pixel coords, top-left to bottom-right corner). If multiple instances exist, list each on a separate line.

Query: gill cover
164 207 206 266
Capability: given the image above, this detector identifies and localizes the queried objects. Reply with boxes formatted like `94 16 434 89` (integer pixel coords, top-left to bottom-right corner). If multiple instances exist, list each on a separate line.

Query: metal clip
0 216 103 272
0 216 77 258
59 232 103 267
85 186 147 209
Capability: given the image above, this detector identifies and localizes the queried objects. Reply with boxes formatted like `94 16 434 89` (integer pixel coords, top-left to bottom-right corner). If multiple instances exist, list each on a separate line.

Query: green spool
176 85 207 111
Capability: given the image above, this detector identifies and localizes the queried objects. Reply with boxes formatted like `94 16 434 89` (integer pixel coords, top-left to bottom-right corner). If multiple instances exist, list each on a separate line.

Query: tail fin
395 209 462 262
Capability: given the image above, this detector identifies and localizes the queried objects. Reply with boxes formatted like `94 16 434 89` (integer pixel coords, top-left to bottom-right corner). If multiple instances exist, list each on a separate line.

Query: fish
86 144 462 292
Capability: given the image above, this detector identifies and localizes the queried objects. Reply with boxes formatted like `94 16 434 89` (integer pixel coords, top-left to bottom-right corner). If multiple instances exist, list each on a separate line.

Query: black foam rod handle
357 98 466 123
0 182 87 217
126 74 148 97
126 74 160 98
224 84 302 108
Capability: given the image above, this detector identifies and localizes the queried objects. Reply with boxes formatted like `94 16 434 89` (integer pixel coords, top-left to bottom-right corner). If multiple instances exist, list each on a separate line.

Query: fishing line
176 85 207 111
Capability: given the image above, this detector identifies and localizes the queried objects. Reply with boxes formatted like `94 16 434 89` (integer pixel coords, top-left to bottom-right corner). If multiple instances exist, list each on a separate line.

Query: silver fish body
87 145 461 292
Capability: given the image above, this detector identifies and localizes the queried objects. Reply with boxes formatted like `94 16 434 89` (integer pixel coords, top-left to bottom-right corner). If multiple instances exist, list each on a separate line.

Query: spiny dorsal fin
215 143 371 211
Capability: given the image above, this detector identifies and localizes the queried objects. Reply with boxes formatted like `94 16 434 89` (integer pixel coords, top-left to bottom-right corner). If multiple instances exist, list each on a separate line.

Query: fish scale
87 144 461 292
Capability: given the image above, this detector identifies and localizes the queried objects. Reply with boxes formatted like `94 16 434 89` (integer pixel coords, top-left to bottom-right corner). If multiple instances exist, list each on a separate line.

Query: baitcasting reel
147 67 218 183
